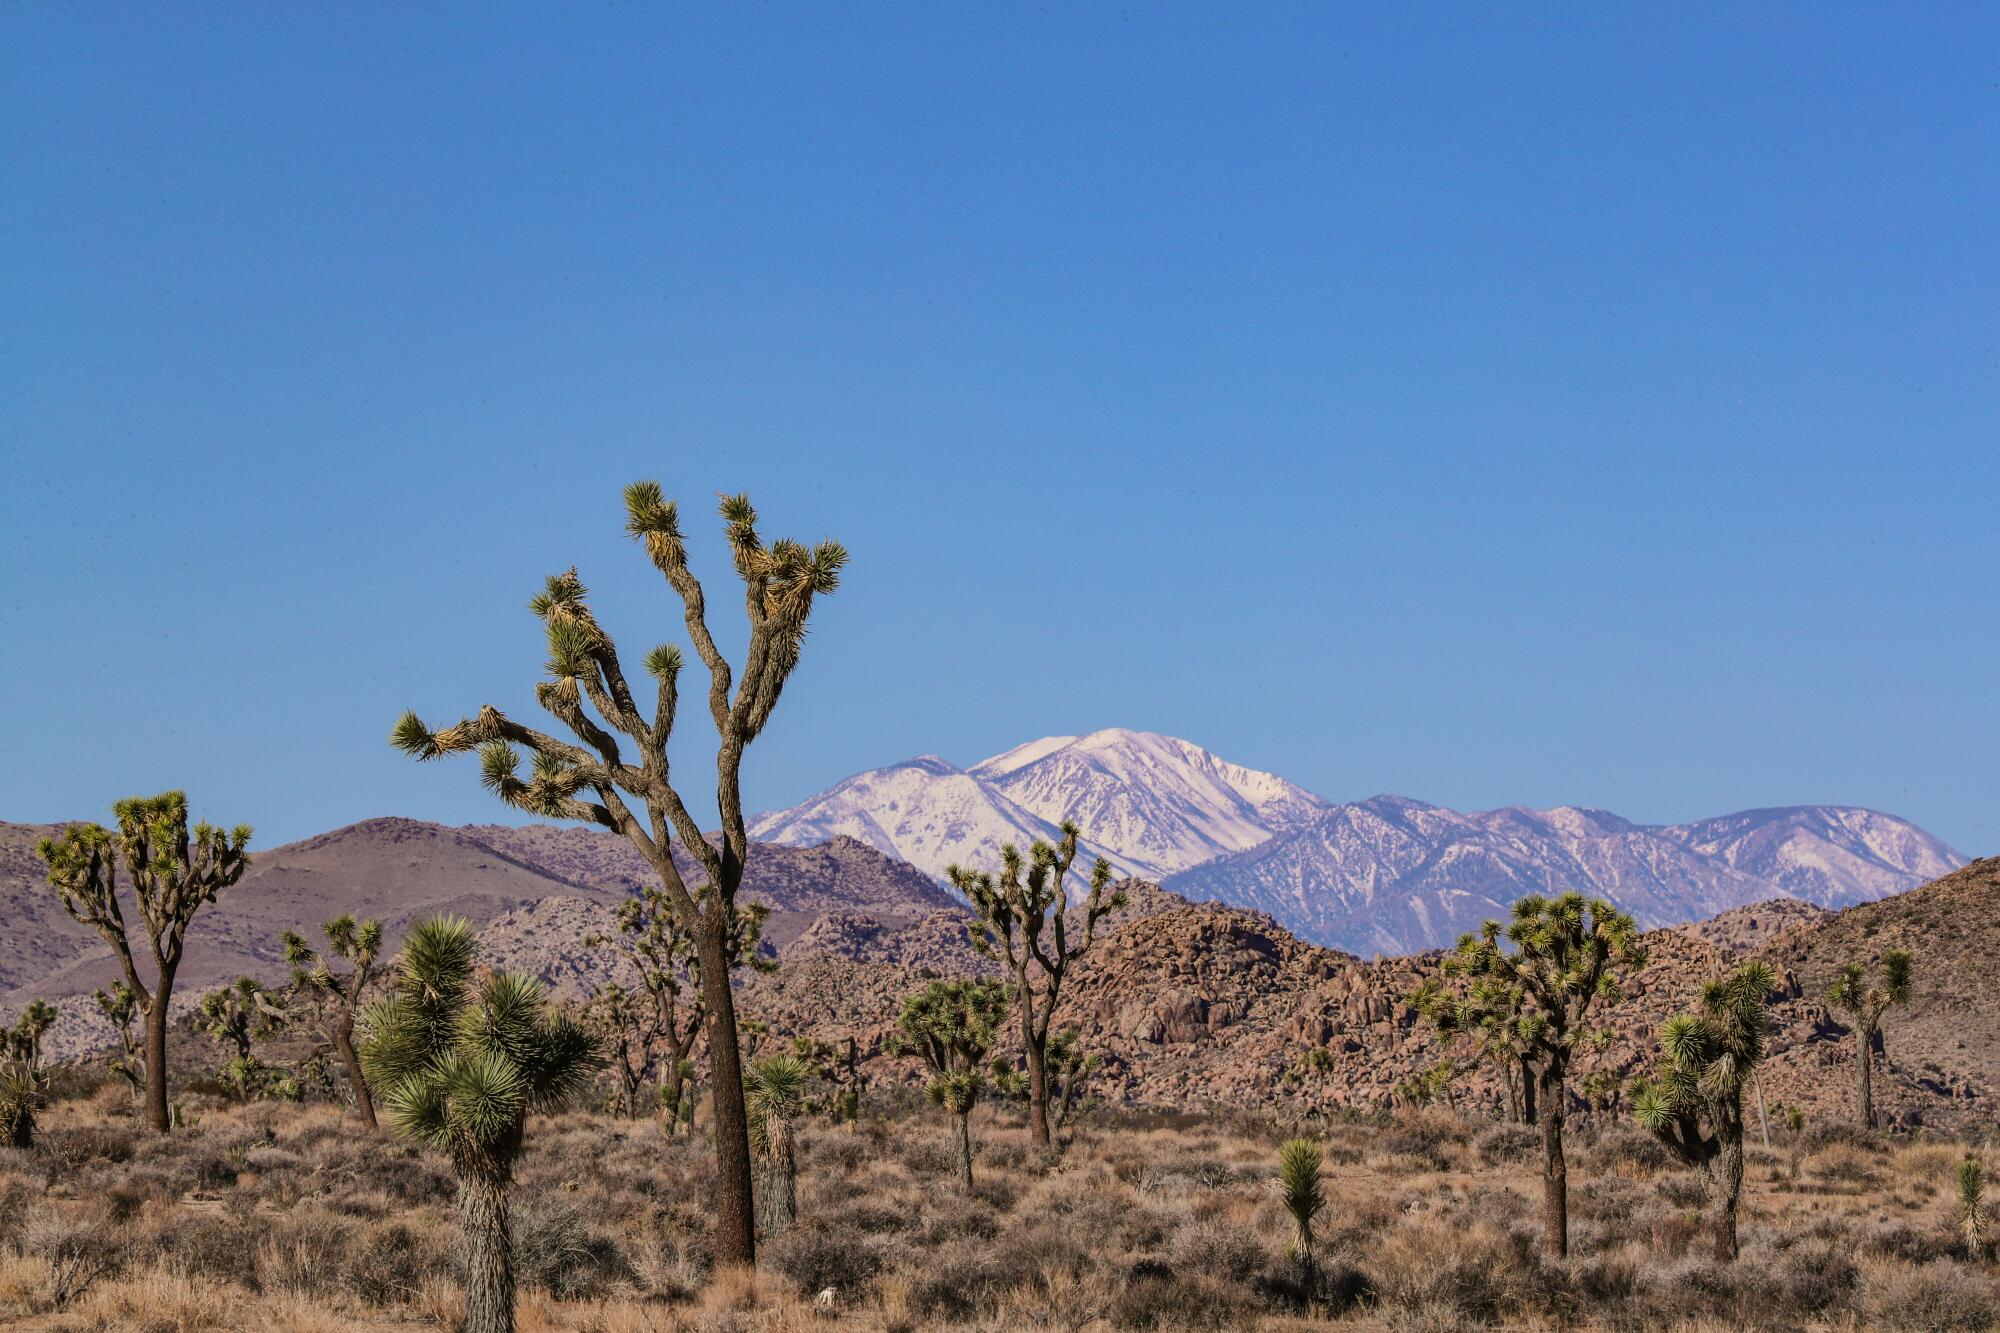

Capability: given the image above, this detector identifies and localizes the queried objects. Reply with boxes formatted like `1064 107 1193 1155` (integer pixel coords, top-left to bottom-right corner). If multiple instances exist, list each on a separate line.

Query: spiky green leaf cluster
360 916 597 1162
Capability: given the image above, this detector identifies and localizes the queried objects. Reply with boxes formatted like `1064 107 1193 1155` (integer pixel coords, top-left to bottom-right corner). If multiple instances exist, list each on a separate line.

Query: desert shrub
994 1225 1093 1284
1168 1216 1267 1284
1801 1120 1883 1155
1863 1261 2000 1332
349 1220 451 1306
1473 1120 1539 1166
257 1208 354 1297
1137 1152 1241 1193
511 1194 631 1300
1588 1125 1674 1175
1764 1239 1859 1315
43 1125 136 1166
920 1199 1001 1244
1812 1145 1885 1187
814 1133 868 1174
1368 1218 1544 1322
1108 1270 1256 1330
905 1240 1006 1321
764 1222 882 1297
144 1210 261 1289
899 1133 957 1177
1657 1173 1710 1208
1859 1220 1952 1264
1372 1111 1471 1171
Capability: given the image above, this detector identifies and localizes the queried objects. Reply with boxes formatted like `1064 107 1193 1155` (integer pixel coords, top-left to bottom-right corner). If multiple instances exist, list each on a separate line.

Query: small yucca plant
746 1053 813 1236
1278 1137 1325 1274
1959 1157 1988 1261
360 916 595 1333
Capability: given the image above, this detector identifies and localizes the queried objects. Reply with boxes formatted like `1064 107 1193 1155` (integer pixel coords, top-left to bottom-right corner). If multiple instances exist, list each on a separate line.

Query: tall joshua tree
283 915 385 1128
37 792 251 1134
1439 893 1645 1258
361 917 595 1333
950 826 1122 1150
893 979 1009 1187
1632 961 1775 1261
390 486 843 1265
1827 949 1913 1131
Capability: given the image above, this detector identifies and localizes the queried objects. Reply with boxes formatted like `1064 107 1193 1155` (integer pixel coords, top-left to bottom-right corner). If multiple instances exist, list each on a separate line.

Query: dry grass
0 1086 1995 1331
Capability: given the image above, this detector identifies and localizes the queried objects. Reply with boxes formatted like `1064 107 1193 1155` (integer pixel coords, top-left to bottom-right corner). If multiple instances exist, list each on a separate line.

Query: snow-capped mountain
753 730 1968 953
752 730 1322 883
1163 799 1966 956
1656 807 1965 907
971 728 1329 878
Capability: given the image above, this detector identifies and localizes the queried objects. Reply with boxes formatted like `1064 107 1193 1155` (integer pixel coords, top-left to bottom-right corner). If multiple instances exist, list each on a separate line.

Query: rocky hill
0 816 959 1056
738 862 1996 1131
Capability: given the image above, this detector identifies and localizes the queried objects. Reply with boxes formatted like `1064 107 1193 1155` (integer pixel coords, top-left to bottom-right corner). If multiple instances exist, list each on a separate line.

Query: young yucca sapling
1959 1158 1988 1261
1278 1138 1325 1283
360 916 597 1333
745 1053 814 1236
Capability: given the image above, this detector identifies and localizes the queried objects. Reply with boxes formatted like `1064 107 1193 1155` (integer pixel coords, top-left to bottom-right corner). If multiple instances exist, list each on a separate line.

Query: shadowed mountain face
0 817 959 1015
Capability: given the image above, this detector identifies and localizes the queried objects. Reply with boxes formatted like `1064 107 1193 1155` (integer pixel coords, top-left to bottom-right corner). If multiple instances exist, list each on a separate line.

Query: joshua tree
37 792 252 1134
1042 1027 1101 1135
1440 893 1646 1257
1632 961 1775 1261
788 1035 869 1128
745 1053 813 1236
196 976 290 1101
1826 949 1913 1131
7 1001 56 1077
1277 1138 1325 1281
584 884 765 1126
1395 1058 1459 1109
283 915 384 1128
0 1005 50 1150
389 486 843 1265
950 826 1122 1150
1411 972 1538 1124
360 916 595 1333
94 983 145 1097
1959 1157 1988 1261
892 979 1010 1187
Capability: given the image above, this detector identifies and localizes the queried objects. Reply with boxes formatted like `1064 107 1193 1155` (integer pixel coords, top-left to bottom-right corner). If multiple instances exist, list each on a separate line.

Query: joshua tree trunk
333 1016 377 1130
662 1057 686 1135
1856 1027 1876 1130
143 987 172 1134
1537 1052 1569 1258
6 1107 30 1150
458 1161 515 1333
698 924 756 1266
757 1150 797 1236
1023 1002 1051 1149
1712 1134 1744 1261
954 1110 974 1187
1518 1054 1538 1126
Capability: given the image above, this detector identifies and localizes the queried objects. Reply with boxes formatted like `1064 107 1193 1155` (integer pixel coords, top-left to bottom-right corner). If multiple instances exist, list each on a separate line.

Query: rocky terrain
748 731 1967 953
734 858 1999 1133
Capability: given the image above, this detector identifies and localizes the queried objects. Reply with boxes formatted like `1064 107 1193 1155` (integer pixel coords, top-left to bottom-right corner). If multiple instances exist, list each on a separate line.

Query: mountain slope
1659 806 1965 907
0 817 959 1020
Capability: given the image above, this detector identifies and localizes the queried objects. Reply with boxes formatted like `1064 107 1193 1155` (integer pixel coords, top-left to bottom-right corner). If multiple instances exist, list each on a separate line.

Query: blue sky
3 7 1995 853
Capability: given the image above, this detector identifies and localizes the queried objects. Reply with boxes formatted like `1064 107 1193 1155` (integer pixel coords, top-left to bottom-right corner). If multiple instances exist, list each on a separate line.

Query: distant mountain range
751 729 1968 954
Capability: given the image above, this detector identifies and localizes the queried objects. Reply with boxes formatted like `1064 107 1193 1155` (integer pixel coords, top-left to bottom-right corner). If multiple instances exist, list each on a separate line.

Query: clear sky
3 7 1995 854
